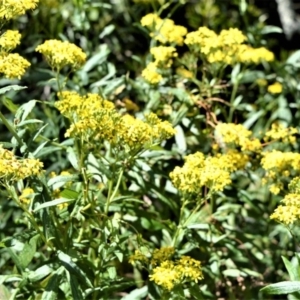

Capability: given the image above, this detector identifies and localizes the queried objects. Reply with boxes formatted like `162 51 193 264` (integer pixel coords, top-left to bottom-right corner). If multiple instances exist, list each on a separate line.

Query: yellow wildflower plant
130 247 203 291
141 62 162 84
149 256 203 290
261 150 300 176
36 39 86 71
215 123 261 152
150 46 177 67
267 82 283 94
0 30 21 53
264 123 297 144
0 0 39 20
0 53 30 79
141 13 187 45
270 193 300 225
170 152 232 194
0 145 43 182
150 247 175 266
185 26 274 65
56 91 175 149
261 150 300 194
149 260 180 290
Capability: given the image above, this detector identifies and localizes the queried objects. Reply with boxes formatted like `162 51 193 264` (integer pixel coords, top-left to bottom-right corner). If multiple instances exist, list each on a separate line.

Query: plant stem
228 79 239 123
105 169 124 214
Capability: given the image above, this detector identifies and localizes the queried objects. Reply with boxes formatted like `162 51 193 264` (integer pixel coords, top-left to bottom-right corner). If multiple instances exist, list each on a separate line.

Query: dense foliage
1 1 300 299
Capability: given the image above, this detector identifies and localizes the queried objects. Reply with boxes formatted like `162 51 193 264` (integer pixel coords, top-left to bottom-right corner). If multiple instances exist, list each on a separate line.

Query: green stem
0 110 23 146
105 169 124 214
228 79 239 123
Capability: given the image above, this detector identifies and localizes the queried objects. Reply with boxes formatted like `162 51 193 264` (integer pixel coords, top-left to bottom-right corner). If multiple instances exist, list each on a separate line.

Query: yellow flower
267 82 283 94
0 30 21 52
140 13 160 27
141 62 162 84
170 152 233 194
0 0 39 20
0 53 30 79
215 123 261 152
0 145 43 182
151 247 175 266
141 14 187 45
149 255 203 290
36 39 86 71
150 46 177 67
264 123 297 143
56 91 175 149
150 260 180 290
271 193 300 225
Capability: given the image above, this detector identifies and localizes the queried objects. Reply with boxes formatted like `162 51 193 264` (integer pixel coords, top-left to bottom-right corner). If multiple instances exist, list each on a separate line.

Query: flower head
0 0 39 20
36 39 86 71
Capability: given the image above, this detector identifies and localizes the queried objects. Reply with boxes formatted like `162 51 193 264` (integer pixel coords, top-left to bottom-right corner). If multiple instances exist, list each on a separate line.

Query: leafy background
1 0 300 299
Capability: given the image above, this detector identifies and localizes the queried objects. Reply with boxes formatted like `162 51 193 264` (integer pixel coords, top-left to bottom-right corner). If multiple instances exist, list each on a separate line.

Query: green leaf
34 198 75 212
6 248 24 273
47 175 78 189
67 147 79 170
2 97 19 113
41 267 64 300
28 265 53 282
261 281 300 295
121 286 148 300
282 256 300 281
66 271 84 300
0 284 11 300
108 266 117 279
59 188 79 199
0 85 27 95
18 234 39 269
15 100 36 122
58 251 93 289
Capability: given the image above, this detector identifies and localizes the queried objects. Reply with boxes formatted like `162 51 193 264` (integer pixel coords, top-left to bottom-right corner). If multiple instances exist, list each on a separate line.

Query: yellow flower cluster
261 150 300 194
170 151 244 193
267 82 283 94
56 91 175 149
149 256 203 290
141 62 162 84
264 123 297 144
141 13 187 45
270 193 300 225
0 30 21 52
19 187 34 204
0 53 30 79
0 145 43 182
261 150 300 176
185 26 274 65
0 0 39 20
129 246 203 291
151 246 175 266
36 39 86 71
150 46 177 67
0 30 30 79
215 123 261 152
142 47 177 84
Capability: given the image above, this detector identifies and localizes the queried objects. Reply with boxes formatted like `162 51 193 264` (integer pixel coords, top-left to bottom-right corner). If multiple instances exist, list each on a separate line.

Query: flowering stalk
105 168 124 214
